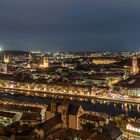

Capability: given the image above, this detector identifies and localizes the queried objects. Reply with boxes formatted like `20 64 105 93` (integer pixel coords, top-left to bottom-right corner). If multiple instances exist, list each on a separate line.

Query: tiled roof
0 103 42 113
41 113 62 132
116 73 140 88
103 123 122 140
79 114 105 122
0 111 15 118
20 113 41 121
69 104 80 115
92 134 112 140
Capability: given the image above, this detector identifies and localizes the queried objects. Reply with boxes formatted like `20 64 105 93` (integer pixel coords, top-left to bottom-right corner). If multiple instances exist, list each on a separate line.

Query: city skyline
0 49 138 139
0 0 140 52
0 1 140 139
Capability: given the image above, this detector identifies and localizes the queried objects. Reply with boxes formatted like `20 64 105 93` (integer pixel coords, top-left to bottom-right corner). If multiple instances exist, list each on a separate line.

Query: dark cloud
0 0 140 51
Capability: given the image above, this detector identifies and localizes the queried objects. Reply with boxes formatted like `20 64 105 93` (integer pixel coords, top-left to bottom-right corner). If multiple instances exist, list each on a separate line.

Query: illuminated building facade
128 88 140 97
40 57 49 68
126 122 140 133
131 56 139 75
92 58 117 65
0 111 21 126
0 54 11 74
3 54 10 63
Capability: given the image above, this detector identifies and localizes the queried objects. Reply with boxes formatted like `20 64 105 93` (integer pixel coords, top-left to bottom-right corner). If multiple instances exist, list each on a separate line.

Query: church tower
3 54 10 64
131 55 139 75
50 99 57 115
39 57 49 68
43 57 49 68
61 99 69 128
0 54 11 74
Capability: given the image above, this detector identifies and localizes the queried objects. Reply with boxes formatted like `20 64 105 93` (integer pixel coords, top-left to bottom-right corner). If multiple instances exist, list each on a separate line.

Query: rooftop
20 113 41 121
128 122 140 128
116 73 140 88
40 113 62 132
79 113 105 122
0 103 42 113
103 123 122 140
0 111 15 118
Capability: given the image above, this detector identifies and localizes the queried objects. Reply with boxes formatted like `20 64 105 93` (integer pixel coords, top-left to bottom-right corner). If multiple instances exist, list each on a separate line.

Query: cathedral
0 54 10 74
40 57 49 68
45 99 109 130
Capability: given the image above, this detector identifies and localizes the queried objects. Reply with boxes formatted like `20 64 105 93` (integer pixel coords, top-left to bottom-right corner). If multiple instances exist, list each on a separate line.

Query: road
0 86 139 105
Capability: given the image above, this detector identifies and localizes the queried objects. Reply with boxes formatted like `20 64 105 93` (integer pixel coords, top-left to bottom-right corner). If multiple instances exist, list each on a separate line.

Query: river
0 93 140 118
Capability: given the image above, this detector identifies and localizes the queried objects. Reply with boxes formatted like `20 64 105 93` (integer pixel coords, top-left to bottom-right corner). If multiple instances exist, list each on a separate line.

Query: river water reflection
0 93 140 118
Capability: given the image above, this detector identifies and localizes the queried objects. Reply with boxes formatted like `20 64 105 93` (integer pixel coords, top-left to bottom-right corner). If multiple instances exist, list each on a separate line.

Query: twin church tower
0 54 11 74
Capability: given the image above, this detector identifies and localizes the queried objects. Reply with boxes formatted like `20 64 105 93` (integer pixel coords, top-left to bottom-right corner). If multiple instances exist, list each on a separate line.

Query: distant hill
0 50 29 56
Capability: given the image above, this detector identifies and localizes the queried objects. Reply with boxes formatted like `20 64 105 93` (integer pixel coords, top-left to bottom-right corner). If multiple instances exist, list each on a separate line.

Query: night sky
0 0 140 52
